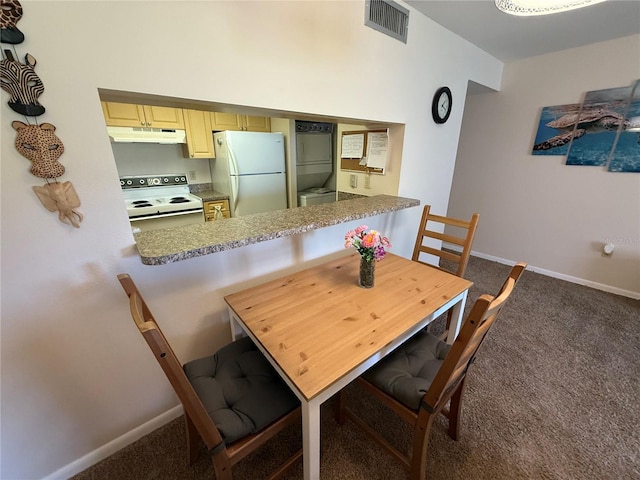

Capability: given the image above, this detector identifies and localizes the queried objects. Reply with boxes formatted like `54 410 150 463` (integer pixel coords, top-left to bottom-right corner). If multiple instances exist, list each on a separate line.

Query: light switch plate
350 174 357 188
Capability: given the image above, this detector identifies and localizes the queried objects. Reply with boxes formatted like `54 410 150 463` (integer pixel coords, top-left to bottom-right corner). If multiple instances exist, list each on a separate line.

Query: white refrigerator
211 131 288 217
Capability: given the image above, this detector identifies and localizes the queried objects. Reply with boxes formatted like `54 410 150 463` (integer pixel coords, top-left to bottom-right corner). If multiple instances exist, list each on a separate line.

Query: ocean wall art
531 80 640 173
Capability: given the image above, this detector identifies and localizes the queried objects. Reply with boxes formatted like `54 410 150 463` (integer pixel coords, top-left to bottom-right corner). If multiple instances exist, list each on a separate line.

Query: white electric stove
120 174 204 232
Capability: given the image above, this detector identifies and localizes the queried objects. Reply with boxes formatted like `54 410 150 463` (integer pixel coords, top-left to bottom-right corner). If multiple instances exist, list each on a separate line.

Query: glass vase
358 257 375 288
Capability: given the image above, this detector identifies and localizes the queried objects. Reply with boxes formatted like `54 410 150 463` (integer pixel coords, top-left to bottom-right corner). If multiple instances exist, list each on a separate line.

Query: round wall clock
432 86 452 124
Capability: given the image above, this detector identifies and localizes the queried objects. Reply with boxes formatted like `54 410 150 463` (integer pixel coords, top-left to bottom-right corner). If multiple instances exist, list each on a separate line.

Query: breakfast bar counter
133 194 419 265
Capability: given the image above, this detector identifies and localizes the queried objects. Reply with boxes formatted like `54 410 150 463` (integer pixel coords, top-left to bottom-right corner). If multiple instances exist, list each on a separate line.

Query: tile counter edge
134 194 420 265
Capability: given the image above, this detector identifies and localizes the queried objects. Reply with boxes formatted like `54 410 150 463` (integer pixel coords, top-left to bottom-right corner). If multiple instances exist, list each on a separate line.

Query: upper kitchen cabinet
243 115 271 132
210 112 271 132
182 109 215 158
101 102 185 129
210 112 243 131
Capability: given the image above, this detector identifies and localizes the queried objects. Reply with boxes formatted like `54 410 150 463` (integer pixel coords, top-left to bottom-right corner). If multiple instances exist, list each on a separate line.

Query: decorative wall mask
0 50 45 116
0 0 25 44
33 181 83 228
1 2 84 227
12 121 65 178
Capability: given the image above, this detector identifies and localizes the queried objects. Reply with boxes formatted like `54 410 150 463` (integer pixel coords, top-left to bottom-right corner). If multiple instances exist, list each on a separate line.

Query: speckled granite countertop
337 191 366 201
134 194 420 265
192 190 229 202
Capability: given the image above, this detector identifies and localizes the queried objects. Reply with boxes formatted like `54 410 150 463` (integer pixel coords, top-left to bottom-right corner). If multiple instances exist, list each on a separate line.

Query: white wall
0 1 502 478
448 34 640 297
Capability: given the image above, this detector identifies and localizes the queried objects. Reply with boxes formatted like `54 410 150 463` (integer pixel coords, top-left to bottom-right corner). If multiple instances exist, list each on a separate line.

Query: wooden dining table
224 252 473 480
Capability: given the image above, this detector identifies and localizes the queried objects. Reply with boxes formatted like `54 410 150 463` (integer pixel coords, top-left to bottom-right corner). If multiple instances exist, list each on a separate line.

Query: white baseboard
444 244 639 300
42 405 183 480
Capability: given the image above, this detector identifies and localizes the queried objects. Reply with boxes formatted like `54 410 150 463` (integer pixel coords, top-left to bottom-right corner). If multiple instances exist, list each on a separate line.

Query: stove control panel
120 174 188 189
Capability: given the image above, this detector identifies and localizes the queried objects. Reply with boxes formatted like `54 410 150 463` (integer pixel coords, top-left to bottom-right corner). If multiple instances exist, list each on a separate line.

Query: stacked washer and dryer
295 121 337 207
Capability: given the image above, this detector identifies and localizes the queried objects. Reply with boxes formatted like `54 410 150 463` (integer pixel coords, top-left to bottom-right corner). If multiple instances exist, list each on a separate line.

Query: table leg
446 290 468 344
227 308 244 341
302 400 321 480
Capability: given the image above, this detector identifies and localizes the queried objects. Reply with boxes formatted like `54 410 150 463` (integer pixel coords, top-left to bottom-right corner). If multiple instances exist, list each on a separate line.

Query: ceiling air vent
365 0 409 44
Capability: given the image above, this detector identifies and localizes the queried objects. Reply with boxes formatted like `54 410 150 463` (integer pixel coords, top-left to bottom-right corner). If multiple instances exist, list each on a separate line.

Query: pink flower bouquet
344 225 391 262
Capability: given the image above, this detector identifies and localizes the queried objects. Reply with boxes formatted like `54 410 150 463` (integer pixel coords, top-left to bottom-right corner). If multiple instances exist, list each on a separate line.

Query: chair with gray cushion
335 263 526 480
118 274 301 480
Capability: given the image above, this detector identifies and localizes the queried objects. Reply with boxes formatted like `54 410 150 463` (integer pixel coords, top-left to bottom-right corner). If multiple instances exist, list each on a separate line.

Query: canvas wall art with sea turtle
531 80 639 173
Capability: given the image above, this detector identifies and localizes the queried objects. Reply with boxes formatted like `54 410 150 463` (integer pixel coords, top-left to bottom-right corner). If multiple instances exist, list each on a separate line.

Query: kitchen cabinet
243 115 271 132
209 112 242 131
204 199 231 221
101 102 185 129
210 112 271 132
182 109 215 158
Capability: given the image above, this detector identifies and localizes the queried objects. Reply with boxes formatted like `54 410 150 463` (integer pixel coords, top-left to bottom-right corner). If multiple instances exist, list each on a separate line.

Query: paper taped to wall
366 132 388 170
341 133 364 158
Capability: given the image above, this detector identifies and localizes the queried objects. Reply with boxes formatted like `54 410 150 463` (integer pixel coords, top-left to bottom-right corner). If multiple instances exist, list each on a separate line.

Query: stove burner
132 200 151 205
170 196 190 204
133 202 153 208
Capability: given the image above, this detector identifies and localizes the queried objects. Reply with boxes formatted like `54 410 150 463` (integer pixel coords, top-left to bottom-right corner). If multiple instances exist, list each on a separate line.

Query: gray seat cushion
362 330 451 411
184 336 299 445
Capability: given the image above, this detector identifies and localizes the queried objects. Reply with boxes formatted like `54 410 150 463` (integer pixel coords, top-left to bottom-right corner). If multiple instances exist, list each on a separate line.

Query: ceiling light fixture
495 0 607 16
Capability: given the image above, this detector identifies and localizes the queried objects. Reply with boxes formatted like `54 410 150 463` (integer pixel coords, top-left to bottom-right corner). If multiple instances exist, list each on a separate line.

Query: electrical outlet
189 170 197 181
364 174 371 189
350 174 357 188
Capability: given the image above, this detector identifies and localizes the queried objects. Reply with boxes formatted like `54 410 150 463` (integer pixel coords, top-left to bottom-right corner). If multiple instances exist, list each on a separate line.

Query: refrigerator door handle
227 137 239 176
226 136 241 215
231 174 240 215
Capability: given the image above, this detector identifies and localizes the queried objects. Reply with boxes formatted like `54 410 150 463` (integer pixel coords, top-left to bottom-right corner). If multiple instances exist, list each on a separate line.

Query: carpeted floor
72 256 640 480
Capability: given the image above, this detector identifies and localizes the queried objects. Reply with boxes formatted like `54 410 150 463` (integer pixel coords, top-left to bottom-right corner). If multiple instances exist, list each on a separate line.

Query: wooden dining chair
412 205 479 337
412 204 479 277
335 263 526 480
118 274 302 480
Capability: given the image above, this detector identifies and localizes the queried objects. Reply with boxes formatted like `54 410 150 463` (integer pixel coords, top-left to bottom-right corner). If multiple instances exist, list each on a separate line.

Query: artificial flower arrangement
344 225 391 262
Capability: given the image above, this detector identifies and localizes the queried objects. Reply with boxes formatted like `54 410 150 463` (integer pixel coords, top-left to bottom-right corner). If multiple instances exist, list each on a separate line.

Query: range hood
107 126 187 144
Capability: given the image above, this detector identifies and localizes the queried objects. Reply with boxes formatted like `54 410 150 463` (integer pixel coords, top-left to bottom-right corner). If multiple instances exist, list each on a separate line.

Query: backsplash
189 183 213 193
110 142 212 184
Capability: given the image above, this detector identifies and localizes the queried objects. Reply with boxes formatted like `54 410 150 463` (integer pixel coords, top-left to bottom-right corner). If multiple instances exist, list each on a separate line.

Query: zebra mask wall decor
0 50 45 116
